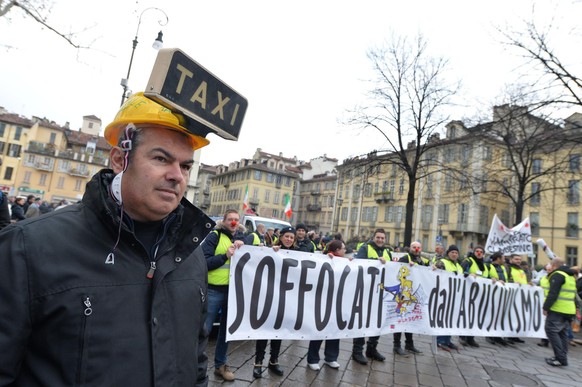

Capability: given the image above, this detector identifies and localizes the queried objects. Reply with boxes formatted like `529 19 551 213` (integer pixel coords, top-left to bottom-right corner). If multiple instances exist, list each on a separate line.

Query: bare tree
1 0 89 48
346 34 458 246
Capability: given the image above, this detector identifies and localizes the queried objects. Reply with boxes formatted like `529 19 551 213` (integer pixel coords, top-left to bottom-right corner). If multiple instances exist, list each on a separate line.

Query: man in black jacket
0 191 10 230
0 93 214 386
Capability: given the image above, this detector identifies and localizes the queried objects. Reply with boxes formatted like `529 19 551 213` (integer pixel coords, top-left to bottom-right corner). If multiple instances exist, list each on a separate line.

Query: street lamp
120 7 169 106
334 197 344 232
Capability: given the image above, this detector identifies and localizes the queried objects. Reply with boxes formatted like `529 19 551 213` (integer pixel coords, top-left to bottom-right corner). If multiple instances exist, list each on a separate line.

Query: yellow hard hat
104 92 210 150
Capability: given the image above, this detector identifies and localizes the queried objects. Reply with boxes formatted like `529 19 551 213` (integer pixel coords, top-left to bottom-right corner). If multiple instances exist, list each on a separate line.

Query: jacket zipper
76 296 92 384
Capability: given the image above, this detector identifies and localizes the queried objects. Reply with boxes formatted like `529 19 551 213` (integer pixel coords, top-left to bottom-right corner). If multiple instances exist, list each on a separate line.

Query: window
501 210 510 226
566 246 578 266
39 173 47 186
566 212 579 238
385 206 394 222
0 123 5 137
341 207 348 221
75 179 82 191
531 182 541 205
272 209 279 218
570 154 580 172
438 204 450 224
530 212 539 236
457 203 468 225
23 171 31 183
353 184 360 199
273 192 280 204
252 188 259 201
49 132 57 144
396 206 403 223
421 205 433 224
0 141 5 154
57 176 65 189
350 208 359 222
532 159 542 174
8 144 21 157
364 183 372 197
88 122 94 129
399 178 404 195
444 174 453 192
479 205 489 226
14 127 22 141
266 173 274 183
264 190 270 203
568 180 580 204
253 170 262 180
461 145 471 165
483 146 492 161
3 166 13 180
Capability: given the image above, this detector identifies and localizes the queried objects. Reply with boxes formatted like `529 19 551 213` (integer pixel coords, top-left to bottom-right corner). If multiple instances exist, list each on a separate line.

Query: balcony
306 204 322 212
249 197 259 206
68 168 90 177
374 191 393 203
34 162 53 171
27 141 56 156
310 190 321 196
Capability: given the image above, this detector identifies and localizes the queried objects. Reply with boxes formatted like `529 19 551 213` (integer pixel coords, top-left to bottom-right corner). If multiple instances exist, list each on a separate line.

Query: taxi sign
145 48 247 141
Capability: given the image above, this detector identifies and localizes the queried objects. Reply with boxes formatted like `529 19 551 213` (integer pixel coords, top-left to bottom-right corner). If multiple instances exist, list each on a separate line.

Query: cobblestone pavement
207 333 582 387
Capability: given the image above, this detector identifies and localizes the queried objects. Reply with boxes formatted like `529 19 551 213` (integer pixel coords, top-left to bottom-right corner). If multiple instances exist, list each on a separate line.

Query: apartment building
0 111 33 195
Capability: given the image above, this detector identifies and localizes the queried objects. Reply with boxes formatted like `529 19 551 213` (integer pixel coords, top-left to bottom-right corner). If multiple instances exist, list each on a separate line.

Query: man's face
474 248 484 259
373 232 385 247
296 228 306 240
448 250 459 261
411 242 422 255
511 255 522 265
223 212 240 233
113 127 193 222
435 245 444 255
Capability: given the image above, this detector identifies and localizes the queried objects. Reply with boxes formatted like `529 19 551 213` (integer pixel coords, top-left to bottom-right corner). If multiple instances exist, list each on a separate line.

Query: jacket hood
556 265 575 276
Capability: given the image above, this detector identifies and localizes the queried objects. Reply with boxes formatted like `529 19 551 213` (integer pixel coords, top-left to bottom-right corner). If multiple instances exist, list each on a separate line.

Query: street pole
120 7 168 106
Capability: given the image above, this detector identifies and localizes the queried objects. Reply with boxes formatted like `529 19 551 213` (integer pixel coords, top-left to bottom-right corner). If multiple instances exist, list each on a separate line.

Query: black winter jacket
0 170 214 386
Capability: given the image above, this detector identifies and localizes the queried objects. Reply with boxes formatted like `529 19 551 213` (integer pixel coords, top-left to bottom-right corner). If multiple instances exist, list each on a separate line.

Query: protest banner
484 214 533 255
226 246 545 341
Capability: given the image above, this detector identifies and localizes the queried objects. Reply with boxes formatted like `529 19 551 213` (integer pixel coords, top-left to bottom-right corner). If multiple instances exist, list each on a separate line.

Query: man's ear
110 147 125 174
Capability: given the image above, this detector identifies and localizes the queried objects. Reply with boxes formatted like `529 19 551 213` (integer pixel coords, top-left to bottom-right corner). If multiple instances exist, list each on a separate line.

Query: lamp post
120 7 169 106
334 197 344 232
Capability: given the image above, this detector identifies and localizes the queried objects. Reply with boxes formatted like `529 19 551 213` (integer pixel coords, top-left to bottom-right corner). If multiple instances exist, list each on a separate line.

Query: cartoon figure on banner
381 266 420 315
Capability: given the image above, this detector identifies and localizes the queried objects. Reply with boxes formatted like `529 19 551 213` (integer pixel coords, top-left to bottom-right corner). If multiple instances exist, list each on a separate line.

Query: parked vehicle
242 215 291 234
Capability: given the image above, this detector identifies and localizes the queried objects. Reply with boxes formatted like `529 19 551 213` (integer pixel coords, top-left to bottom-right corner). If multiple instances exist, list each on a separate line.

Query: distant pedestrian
0 191 10 230
25 198 42 218
10 197 26 222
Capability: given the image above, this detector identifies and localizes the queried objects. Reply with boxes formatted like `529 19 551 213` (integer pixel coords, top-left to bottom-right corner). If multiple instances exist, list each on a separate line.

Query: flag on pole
284 194 292 219
242 184 249 212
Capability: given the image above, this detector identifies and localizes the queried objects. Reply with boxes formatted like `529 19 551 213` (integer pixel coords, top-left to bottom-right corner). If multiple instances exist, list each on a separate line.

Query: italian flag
242 184 249 212
284 193 292 219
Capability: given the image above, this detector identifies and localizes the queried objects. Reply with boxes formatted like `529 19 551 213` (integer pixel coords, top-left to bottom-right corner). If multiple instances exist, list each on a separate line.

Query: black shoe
546 357 566 367
509 337 525 343
537 340 549 347
366 348 386 361
352 352 368 365
437 342 450 352
405 345 423 354
393 346 410 357
466 338 480 348
486 337 496 345
459 338 467 346
253 364 263 379
268 361 284 376
447 342 459 351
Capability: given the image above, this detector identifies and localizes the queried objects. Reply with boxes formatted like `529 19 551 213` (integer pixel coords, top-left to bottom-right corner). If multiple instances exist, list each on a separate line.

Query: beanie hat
279 226 296 236
446 245 459 255
295 223 307 232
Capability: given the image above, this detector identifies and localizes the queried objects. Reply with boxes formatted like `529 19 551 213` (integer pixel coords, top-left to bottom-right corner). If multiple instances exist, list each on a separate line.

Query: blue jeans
307 339 340 363
204 286 229 368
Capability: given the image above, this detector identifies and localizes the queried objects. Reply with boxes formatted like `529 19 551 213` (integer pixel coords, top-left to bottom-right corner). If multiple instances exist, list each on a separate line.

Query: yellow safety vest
439 258 463 275
489 264 507 281
466 257 489 278
540 276 550 297
406 253 430 266
366 244 391 260
547 270 577 315
251 232 261 246
208 230 232 286
509 266 528 285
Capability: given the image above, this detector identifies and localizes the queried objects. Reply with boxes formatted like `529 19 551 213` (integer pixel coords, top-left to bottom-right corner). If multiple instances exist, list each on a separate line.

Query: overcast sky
1 0 579 166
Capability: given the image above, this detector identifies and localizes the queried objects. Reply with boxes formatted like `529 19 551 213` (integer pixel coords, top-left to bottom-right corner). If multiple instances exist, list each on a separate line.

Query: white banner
484 214 533 255
226 246 546 341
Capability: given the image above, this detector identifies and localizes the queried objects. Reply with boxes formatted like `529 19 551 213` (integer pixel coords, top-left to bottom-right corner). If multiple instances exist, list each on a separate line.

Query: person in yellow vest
351 228 391 365
537 263 553 347
458 245 489 348
201 209 245 381
264 227 276 247
393 241 428 356
505 253 531 343
245 223 266 246
434 245 463 351
486 252 511 346
543 258 577 366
